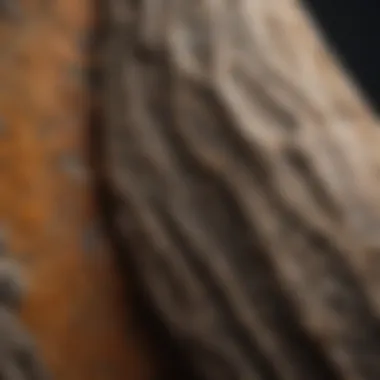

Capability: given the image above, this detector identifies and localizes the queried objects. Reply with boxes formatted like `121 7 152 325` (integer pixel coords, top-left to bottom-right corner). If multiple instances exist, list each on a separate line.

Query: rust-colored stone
0 1 155 379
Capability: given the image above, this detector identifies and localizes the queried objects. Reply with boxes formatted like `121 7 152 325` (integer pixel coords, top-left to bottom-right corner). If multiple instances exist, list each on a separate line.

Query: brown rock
0 0 156 379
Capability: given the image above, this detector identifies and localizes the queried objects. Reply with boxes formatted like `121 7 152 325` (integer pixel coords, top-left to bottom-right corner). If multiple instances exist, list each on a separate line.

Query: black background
302 0 380 113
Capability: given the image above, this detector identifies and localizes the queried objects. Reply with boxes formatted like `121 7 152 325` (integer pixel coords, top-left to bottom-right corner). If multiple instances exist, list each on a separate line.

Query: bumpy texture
101 0 380 379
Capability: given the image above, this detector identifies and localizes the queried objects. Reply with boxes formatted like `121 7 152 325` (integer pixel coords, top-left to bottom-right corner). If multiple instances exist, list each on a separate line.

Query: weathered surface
0 0 156 379
101 0 380 379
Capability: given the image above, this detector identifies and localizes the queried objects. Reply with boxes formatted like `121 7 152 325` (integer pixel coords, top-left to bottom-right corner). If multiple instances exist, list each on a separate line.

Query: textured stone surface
0 1 155 379
102 0 380 379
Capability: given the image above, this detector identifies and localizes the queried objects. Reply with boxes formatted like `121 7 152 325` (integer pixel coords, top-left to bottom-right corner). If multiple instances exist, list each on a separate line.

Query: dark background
302 0 380 113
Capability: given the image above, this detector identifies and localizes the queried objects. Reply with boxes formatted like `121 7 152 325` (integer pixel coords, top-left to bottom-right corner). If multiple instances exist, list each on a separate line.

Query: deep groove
148 52 341 380
159 128 341 380
155 202 280 380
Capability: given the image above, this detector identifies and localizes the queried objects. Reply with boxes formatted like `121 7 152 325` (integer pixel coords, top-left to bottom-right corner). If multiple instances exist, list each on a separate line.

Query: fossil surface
101 0 380 379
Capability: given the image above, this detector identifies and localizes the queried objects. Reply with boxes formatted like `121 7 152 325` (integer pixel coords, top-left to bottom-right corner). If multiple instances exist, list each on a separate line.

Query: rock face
0 1 156 380
101 0 380 379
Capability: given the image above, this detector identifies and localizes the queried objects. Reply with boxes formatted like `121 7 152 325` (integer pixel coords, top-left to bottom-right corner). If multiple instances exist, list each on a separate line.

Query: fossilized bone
99 0 380 379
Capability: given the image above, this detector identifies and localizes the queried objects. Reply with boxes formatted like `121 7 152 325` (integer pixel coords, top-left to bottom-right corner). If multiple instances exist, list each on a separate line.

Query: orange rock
0 0 155 379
